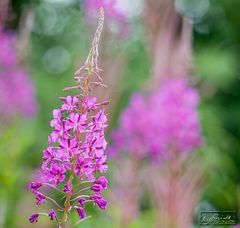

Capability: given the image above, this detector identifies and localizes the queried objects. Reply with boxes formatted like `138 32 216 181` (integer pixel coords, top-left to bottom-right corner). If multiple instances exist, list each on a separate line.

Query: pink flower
61 96 79 112
59 138 78 157
50 109 62 127
82 97 98 112
91 110 108 132
84 132 107 157
51 122 70 142
74 157 95 181
49 163 67 185
67 113 87 132
95 155 108 173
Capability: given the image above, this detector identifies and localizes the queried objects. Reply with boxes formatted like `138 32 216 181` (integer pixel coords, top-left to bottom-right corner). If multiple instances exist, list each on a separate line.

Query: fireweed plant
28 8 109 227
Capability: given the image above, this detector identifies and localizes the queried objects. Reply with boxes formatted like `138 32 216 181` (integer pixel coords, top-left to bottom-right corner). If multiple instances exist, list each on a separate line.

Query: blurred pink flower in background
0 28 37 119
110 77 202 161
0 30 16 66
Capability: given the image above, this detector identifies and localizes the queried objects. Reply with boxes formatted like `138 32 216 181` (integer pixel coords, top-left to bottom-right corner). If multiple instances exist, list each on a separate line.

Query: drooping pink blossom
90 194 108 209
34 191 46 206
77 207 86 220
48 210 56 221
29 214 39 223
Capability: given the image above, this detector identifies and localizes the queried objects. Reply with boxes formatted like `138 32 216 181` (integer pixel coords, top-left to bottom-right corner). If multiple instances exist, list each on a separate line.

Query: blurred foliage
193 0 240 217
0 119 36 227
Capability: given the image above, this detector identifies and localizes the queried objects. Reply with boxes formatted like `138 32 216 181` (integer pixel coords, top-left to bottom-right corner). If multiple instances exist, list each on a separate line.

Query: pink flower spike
28 9 109 225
